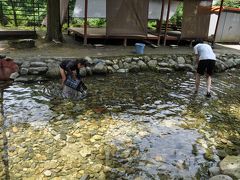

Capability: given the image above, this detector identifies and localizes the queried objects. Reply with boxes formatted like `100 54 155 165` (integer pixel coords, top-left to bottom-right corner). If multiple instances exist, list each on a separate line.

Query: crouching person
59 59 88 99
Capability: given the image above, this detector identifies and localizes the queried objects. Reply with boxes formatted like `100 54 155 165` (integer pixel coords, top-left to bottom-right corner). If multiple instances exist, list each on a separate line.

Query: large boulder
219 155 240 179
0 58 19 81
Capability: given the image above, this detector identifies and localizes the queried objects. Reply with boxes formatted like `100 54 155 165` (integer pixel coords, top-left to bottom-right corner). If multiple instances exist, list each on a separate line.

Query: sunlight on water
0 70 239 179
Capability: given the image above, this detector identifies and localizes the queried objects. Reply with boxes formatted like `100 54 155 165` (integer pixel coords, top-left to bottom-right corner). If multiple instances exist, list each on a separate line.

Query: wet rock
177 57 185 64
107 66 115 73
138 60 148 70
60 133 67 141
158 67 173 73
148 60 158 69
113 64 119 70
21 62 30 68
86 67 93 75
92 62 107 74
46 64 59 77
80 147 92 157
219 155 240 179
10 72 19 80
84 56 93 65
105 60 114 66
158 62 169 67
204 148 214 161
209 175 233 180
12 126 18 133
209 167 220 176
80 174 90 180
117 69 129 73
0 54 6 59
225 59 237 68
30 62 47 67
125 57 132 63
43 170 52 177
80 67 87 76
20 67 28 75
28 67 48 75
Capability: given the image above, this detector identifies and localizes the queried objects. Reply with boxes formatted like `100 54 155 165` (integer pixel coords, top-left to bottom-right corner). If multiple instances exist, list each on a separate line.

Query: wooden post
123 38 127 47
212 0 224 46
163 0 171 46
83 0 88 46
157 0 165 46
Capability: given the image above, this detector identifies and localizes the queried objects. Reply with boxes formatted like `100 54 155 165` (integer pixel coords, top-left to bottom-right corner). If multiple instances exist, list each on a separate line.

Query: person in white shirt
193 39 216 98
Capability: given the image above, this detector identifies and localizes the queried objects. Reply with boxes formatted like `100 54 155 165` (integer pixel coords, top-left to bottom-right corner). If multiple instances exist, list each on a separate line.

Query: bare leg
59 67 66 87
195 73 200 93
206 74 212 93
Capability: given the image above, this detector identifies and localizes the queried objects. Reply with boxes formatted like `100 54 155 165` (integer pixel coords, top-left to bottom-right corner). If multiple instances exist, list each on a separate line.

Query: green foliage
148 20 157 30
170 2 183 26
88 18 106 27
0 0 47 27
214 0 240 8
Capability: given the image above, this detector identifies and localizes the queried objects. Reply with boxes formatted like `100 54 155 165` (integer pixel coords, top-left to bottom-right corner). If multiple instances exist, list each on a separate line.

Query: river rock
28 67 48 75
209 175 233 180
105 60 114 66
138 60 148 70
117 69 129 73
20 68 28 75
10 72 19 80
158 62 169 67
125 57 132 63
158 67 173 73
148 60 158 69
43 170 52 177
80 67 87 76
219 155 240 179
84 56 93 65
177 57 185 64
30 62 47 67
209 167 220 176
92 62 107 74
80 147 92 157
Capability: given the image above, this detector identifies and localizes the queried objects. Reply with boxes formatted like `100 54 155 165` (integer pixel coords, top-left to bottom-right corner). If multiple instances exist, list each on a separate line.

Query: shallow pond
0 70 240 179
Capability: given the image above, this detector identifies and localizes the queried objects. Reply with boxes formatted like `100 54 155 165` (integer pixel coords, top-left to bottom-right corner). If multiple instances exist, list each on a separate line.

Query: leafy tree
170 2 183 27
214 0 240 8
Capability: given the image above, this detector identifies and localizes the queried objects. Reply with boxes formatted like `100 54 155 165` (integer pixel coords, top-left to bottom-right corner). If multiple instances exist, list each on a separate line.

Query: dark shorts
197 59 216 76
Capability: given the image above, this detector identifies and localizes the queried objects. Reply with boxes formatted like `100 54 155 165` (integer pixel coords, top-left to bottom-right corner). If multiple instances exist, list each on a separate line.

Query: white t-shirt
194 43 216 61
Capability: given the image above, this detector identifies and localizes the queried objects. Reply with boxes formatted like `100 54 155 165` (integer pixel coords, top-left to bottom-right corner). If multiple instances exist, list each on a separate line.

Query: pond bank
10 53 240 82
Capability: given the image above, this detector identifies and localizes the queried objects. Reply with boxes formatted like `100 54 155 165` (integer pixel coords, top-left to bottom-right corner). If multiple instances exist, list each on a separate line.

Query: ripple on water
1 70 240 179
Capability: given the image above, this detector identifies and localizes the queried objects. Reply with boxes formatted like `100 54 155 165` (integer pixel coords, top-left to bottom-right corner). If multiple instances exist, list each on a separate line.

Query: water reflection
0 70 239 179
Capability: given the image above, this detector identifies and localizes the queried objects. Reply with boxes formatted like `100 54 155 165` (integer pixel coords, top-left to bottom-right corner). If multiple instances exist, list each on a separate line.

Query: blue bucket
135 43 145 54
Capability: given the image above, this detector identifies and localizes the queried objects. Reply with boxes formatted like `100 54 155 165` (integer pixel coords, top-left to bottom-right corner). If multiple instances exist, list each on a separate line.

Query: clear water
0 70 239 179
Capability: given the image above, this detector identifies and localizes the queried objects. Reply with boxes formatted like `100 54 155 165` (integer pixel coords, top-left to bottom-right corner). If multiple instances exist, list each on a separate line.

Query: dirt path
0 33 240 60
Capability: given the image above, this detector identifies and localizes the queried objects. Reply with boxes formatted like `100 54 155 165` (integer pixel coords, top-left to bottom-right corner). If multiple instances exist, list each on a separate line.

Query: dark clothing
197 59 215 76
60 60 79 77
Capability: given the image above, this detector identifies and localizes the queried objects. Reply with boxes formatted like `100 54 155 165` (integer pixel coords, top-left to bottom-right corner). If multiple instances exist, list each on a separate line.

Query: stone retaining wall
13 54 240 81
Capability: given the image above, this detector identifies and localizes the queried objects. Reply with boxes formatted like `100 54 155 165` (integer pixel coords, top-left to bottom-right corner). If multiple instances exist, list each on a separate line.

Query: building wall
73 0 180 20
209 11 240 43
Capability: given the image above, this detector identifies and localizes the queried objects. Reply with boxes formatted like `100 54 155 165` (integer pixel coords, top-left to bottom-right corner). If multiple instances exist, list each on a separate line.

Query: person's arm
193 45 200 65
66 61 74 78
